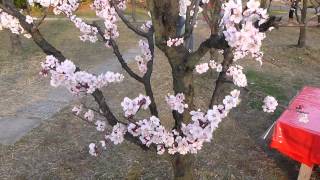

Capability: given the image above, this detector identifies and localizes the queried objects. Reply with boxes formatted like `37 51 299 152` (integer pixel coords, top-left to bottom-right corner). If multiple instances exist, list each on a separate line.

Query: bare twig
111 0 150 38
93 22 144 83
33 8 48 30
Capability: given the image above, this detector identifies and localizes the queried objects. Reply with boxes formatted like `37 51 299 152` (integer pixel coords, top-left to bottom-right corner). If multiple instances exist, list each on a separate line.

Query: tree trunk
9 32 22 54
171 154 195 180
298 0 308 47
209 48 234 107
260 0 268 8
131 0 137 22
172 66 194 128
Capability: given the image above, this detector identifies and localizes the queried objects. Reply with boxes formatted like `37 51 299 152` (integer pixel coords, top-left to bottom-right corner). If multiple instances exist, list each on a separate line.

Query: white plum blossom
157 145 165 155
216 64 223 72
226 65 248 87
222 0 269 63
195 60 222 75
121 94 151 117
106 123 127 145
28 0 99 43
141 20 152 32
84 110 95 121
122 89 239 155
135 40 152 74
91 0 121 43
209 60 217 69
40 55 124 94
166 89 241 154
165 93 188 113
69 15 98 43
25 15 33 24
100 140 107 149
0 9 27 35
262 96 278 113
72 105 82 115
95 120 106 132
89 143 97 156
167 37 184 47
195 63 209 74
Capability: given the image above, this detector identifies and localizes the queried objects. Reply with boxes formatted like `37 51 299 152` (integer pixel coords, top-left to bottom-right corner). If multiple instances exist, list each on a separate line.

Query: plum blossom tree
0 0 281 178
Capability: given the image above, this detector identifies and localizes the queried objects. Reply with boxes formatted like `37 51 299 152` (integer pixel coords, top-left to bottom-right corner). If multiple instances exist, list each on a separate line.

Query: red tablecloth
270 86 320 167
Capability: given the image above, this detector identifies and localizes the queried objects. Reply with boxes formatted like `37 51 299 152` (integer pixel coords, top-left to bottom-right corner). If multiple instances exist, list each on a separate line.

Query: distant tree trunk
317 7 320 24
261 0 268 8
298 0 308 47
131 0 137 22
9 33 22 54
267 0 273 12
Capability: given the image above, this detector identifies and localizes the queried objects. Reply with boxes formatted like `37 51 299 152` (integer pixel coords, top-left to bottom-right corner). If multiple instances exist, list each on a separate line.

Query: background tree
298 0 308 47
0 0 280 179
131 0 136 22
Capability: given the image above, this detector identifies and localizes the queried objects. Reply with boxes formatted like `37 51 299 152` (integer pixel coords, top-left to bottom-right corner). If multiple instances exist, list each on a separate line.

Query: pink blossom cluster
0 9 32 38
72 105 106 131
121 94 151 117
88 90 241 156
222 0 269 63
135 40 152 74
165 93 188 113
167 37 184 47
40 55 124 94
84 109 95 121
91 0 121 43
262 96 278 113
166 89 240 154
106 123 127 144
28 0 99 43
141 20 152 32
127 116 174 154
195 60 222 74
70 15 99 42
226 65 247 87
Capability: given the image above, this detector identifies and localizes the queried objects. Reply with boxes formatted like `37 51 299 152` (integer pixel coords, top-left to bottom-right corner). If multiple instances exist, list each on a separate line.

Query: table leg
297 163 314 180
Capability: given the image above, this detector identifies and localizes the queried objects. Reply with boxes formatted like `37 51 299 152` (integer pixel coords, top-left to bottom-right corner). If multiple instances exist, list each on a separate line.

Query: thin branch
186 0 201 35
93 22 145 83
92 22 158 116
33 8 48 30
111 0 150 38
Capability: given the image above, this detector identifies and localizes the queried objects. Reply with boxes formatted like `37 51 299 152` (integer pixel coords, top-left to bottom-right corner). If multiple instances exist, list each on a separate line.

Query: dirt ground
1 17 320 179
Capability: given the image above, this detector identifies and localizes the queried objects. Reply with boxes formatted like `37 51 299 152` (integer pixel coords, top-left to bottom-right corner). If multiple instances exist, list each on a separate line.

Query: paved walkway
0 48 139 145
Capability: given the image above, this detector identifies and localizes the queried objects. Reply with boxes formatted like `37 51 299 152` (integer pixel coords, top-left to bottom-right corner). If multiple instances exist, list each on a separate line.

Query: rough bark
298 0 308 47
171 154 195 180
209 48 234 107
